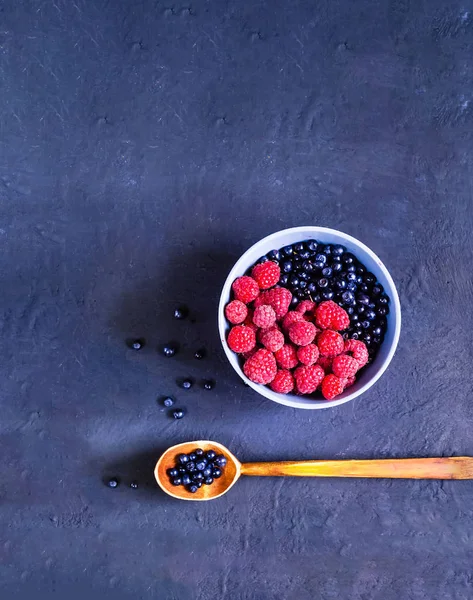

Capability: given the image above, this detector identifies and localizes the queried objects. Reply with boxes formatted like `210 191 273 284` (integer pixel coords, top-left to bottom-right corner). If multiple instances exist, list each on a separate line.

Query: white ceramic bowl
218 227 401 409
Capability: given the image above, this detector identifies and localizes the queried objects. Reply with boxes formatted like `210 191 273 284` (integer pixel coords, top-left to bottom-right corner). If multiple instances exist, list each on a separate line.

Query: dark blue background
1 1 473 598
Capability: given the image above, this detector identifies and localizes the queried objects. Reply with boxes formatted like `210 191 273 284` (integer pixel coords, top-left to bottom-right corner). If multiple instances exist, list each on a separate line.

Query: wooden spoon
154 440 473 502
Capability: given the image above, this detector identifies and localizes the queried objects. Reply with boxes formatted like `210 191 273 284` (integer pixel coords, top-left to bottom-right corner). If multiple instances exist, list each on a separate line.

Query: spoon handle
240 457 473 479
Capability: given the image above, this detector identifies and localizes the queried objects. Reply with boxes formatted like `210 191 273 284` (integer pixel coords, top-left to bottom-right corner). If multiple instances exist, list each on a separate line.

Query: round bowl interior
218 227 401 409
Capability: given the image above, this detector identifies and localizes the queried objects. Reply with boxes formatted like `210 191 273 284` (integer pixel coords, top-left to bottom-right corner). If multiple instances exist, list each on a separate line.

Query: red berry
232 276 259 304
242 346 259 361
296 300 316 315
315 300 350 331
253 290 269 308
332 354 360 379
317 356 333 373
343 375 356 389
297 343 319 366
260 327 285 352
288 321 317 346
344 339 369 368
225 300 248 324
243 348 277 384
294 365 324 394
281 311 305 330
321 374 345 400
227 325 256 353
251 261 280 289
253 304 277 329
317 330 344 357
274 344 299 370
263 287 292 318
270 370 294 394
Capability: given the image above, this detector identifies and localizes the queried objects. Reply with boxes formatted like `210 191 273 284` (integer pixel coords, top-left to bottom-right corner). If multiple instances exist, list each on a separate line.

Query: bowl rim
218 226 401 409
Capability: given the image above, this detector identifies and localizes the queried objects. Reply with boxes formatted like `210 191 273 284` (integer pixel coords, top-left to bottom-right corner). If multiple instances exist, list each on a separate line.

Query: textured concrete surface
1 1 473 598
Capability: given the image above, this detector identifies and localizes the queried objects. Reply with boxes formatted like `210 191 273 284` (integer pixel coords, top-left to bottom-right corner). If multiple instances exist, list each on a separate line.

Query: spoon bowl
155 440 241 501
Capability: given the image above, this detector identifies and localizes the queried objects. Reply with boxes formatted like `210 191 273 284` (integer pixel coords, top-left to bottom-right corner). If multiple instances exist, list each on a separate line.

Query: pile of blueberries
256 239 390 360
167 448 227 493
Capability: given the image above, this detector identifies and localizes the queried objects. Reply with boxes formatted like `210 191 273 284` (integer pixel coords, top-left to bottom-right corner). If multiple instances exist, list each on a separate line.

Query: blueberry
289 274 299 287
177 466 187 474
282 260 293 273
188 484 198 493
342 253 355 265
172 409 185 419
194 348 206 360
342 332 350 340
130 481 138 489
332 245 345 256
130 339 143 350
313 260 324 269
308 282 317 294
378 294 389 305
256 255 269 264
346 265 356 273
372 284 383 296
212 468 223 478
214 455 227 468
318 278 329 288
299 281 307 290
361 320 370 329
196 460 207 471
294 242 305 253
351 313 359 322
372 325 383 336
162 396 174 407
171 477 182 486
322 289 334 300
361 332 372 344
322 267 333 278
300 250 311 260
355 275 363 284
315 253 327 265
282 245 294 257
202 467 212 477
186 462 196 473
334 278 347 290
331 261 343 273
347 281 357 292
357 305 366 315
323 245 332 255
280 274 289 285
378 306 389 316
167 468 179 478
365 310 376 321
204 476 214 485
206 450 217 461
203 380 215 390
173 306 188 320
302 260 313 272
347 272 357 282
346 306 355 315
357 293 370 305
364 273 376 285
376 317 387 330
163 344 177 357
267 249 281 262
307 240 318 252
193 472 204 482
107 478 119 488
357 264 366 275
181 379 193 389
188 453 197 461
182 474 191 485
312 293 322 303
372 336 382 346
299 271 310 281
178 453 189 464
358 283 369 293
195 448 204 456
290 296 299 306
351 331 360 340
342 291 355 304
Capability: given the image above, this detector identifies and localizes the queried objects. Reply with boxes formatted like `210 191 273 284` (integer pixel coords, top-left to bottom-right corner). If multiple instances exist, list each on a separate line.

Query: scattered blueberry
130 481 138 489
203 379 215 390
107 478 119 489
194 348 206 360
173 306 188 320
163 397 174 407
131 340 143 350
181 379 193 389
172 409 185 420
163 344 177 357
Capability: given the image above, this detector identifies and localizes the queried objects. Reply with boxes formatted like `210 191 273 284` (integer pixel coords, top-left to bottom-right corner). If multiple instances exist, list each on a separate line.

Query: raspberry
317 356 333 373
263 287 292 318
270 370 294 394
344 339 369 368
343 375 356 389
253 290 269 308
282 311 305 330
297 343 319 366
288 321 317 346
227 325 256 354
294 365 324 394
315 300 350 331
232 276 259 304
260 327 285 352
225 300 248 324
253 304 276 329
274 344 299 369
242 346 259 361
243 348 277 384
332 354 359 379
321 374 345 400
251 261 280 289
317 330 344 357
296 300 316 315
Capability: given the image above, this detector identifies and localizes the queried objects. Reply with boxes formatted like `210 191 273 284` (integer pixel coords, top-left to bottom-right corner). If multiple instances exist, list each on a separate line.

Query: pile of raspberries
225 261 369 400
